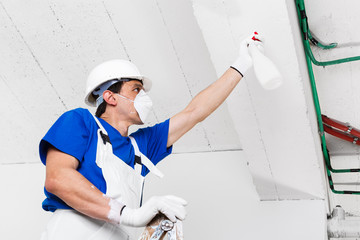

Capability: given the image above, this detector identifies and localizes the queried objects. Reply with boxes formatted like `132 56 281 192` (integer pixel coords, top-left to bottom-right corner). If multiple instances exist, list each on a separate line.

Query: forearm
185 68 242 122
46 167 111 221
167 34 258 146
45 147 115 222
167 68 242 146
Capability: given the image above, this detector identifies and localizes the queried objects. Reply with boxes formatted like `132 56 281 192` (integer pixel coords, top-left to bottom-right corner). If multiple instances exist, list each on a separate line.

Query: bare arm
45 147 110 221
167 68 242 147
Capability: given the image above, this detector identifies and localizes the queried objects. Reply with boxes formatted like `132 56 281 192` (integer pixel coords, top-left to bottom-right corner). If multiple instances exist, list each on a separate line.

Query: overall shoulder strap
129 136 164 178
129 136 141 159
129 135 143 175
91 114 111 145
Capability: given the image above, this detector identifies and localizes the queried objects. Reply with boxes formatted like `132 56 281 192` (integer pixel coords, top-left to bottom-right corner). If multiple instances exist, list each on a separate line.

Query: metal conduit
295 0 360 194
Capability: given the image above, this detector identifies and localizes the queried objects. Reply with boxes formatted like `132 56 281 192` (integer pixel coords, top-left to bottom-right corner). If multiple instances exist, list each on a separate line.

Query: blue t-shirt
39 108 172 212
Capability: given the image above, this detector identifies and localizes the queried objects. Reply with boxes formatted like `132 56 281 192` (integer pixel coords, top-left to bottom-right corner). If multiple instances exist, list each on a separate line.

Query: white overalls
41 115 163 240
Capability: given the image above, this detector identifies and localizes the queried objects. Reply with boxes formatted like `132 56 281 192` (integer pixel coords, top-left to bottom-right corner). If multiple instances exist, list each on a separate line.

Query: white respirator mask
116 90 153 123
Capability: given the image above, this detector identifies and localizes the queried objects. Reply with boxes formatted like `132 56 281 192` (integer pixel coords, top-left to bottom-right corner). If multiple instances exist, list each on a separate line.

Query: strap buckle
135 155 142 165
99 131 111 145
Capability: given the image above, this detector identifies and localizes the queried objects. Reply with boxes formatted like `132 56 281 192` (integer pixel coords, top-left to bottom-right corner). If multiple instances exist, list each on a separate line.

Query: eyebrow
132 83 144 88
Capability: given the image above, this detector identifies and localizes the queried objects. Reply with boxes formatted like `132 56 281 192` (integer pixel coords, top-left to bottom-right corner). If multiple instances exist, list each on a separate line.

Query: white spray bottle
248 32 283 90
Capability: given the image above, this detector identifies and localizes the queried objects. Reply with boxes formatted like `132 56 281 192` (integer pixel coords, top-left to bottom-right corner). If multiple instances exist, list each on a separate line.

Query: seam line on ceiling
172 148 242 154
154 0 193 98
221 0 236 47
102 1 131 61
155 0 212 150
219 0 279 198
48 3 89 74
0 75 40 130
245 81 280 199
260 198 325 202
0 2 67 110
102 1 160 124
0 162 40 166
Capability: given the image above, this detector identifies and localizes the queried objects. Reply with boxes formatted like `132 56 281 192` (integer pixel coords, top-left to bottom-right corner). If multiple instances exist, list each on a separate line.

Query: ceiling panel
0 0 240 163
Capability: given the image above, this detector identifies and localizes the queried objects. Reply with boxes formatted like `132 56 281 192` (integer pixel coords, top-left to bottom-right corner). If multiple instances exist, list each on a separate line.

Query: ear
103 90 117 106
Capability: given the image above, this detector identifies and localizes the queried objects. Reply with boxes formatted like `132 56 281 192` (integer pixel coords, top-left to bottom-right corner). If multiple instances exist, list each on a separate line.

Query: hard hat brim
84 76 152 107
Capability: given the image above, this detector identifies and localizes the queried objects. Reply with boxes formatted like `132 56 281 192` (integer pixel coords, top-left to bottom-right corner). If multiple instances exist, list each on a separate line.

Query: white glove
231 32 264 77
120 195 187 227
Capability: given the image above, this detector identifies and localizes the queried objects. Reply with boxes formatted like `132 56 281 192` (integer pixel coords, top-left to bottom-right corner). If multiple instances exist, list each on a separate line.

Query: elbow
191 108 207 123
197 112 207 123
44 147 78 195
185 106 207 124
45 174 62 195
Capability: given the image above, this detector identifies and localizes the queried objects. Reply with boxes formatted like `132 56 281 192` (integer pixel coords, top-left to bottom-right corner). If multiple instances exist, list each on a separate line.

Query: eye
133 88 140 92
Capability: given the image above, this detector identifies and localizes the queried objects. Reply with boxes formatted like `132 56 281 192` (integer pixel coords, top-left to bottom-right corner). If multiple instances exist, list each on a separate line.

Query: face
119 80 144 100
115 80 144 123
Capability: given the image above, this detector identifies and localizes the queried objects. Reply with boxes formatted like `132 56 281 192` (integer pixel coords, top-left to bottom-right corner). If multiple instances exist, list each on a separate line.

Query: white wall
0 162 51 239
302 0 360 216
0 151 326 240
145 151 327 240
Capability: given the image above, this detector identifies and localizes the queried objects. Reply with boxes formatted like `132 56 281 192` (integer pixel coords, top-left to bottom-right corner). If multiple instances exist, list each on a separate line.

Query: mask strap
115 93 134 103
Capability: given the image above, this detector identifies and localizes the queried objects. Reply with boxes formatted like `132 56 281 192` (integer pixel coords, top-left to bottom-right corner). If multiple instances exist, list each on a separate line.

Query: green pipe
297 0 352 173
307 31 337 50
306 42 360 66
297 0 360 66
296 0 360 194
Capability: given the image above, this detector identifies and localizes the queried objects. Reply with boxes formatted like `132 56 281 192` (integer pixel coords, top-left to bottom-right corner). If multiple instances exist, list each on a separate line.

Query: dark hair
94 81 123 117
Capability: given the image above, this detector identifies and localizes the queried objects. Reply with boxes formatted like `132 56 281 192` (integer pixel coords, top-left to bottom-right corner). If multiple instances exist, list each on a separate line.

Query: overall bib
41 115 163 240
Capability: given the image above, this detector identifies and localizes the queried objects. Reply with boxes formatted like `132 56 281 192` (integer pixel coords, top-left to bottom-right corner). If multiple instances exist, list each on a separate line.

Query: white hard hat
84 59 152 107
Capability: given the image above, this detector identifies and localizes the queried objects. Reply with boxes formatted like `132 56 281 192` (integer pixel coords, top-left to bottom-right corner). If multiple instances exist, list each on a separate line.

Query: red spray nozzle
252 31 261 42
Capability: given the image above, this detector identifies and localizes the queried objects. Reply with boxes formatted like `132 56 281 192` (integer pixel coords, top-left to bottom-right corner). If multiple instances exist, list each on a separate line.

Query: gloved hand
120 195 187 227
231 32 264 77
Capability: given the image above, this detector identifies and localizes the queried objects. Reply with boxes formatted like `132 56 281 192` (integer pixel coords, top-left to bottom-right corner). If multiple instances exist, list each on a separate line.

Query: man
39 35 260 239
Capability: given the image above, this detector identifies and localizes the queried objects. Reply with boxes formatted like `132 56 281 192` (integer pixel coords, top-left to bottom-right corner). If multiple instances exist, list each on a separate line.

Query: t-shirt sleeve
131 119 173 168
39 109 90 165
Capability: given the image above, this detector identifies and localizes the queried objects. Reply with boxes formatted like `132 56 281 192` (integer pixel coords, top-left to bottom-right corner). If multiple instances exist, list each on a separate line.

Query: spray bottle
248 32 283 90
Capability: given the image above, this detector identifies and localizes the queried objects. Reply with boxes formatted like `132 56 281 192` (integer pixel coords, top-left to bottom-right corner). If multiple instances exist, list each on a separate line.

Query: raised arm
167 35 258 147
167 68 242 147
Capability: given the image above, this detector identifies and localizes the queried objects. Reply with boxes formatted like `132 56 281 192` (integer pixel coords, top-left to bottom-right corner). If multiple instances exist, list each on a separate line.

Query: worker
39 34 261 239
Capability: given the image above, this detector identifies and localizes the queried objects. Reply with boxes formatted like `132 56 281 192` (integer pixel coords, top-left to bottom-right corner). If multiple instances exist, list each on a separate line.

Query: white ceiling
0 0 240 164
